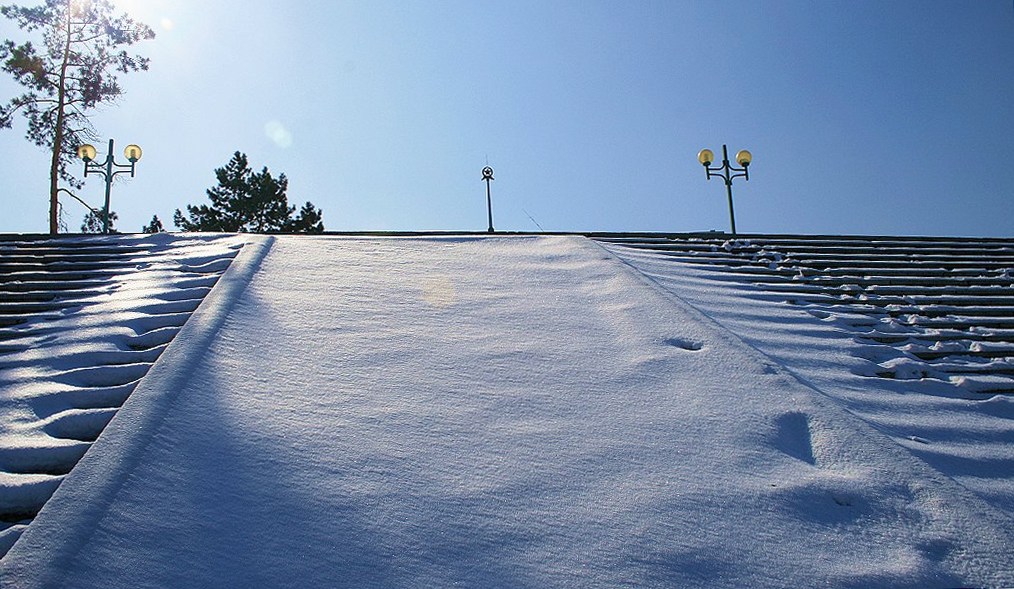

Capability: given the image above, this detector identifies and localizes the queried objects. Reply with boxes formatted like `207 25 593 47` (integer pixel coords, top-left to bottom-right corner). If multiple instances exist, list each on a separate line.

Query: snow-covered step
772 247 1014 259
857 331 1014 345
0 279 111 293
774 251 1014 264
818 297 1014 312
807 275 1014 287
894 317 1014 332
758 284 1014 304
730 235 1013 250
808 266 1006 279
779 261 1014 274
0 260 140 273
595 234 1014 256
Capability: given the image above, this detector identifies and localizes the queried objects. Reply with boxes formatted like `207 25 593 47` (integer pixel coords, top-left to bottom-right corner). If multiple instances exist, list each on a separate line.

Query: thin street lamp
482 165 495 233
77 139 142 234
698 144 752 237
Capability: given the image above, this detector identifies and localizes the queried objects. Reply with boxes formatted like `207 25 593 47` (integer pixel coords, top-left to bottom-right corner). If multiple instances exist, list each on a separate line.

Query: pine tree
141 214 164 233
286 202 324 233
0 0 155 234
174 152 325 233
81 208 116 233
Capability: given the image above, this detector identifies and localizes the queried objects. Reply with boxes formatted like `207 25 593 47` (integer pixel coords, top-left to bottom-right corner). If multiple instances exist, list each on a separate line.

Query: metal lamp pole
698 144 752 237
77 139 142 234
482 166 495 233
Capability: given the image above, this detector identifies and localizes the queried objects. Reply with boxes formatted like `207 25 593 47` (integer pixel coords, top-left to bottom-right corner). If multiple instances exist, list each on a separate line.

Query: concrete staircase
0 234 242 554
595 233 1014 395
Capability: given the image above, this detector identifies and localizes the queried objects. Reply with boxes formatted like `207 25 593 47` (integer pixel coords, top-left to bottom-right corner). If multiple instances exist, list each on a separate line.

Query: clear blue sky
2 0 1013 236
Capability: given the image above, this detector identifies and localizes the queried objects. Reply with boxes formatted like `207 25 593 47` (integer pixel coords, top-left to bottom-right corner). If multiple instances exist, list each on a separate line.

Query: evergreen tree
174 152 325 233
286 201 324 233
141 214 164 233
81 208 116 233
0 0 155 234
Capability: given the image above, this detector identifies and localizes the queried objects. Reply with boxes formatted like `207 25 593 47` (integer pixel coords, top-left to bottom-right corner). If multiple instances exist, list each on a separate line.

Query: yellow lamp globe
698 149 714 167
77 144 97 162
736 150 752 166
124 144 142 162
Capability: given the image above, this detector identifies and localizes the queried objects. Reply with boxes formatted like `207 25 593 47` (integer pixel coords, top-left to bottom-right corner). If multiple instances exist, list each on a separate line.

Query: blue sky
1 0 1013 236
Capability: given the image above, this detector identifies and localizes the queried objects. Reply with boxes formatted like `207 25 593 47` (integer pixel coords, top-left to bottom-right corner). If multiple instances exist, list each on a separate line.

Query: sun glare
110 0 172 30
110 0 139 16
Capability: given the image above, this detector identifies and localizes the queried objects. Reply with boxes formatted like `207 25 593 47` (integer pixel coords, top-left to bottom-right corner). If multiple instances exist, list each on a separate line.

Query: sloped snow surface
2 235 1012 587
0 234 244 556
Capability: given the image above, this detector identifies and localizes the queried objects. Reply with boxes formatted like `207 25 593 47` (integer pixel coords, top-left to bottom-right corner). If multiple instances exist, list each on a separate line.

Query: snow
0 233 244 552
2 235 1013 587
600 238 1014 513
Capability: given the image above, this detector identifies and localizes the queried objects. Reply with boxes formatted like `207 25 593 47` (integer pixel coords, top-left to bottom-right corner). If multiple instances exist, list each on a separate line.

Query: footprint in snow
772 412 816 465
665 337 704 352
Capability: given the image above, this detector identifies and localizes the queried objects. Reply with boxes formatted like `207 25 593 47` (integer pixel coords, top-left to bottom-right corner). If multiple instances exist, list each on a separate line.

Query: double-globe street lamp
77 138 142 234
698 144 752 237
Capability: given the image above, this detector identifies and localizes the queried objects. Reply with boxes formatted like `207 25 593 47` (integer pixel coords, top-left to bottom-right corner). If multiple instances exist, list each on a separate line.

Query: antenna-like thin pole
482 166 494 233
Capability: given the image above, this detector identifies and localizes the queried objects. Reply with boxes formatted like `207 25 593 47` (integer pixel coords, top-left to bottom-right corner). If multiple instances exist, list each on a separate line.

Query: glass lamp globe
736 150 752 166
698 149 714 166
124 144 142 162
77 144 97 162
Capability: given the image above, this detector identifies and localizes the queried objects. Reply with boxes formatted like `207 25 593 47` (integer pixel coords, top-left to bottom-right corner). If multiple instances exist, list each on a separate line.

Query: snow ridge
0 233 245 556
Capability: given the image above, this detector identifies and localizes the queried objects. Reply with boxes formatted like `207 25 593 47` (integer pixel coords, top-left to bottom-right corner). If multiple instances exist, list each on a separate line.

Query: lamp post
698 144 752 237
482 165 494 233
77 139 142 234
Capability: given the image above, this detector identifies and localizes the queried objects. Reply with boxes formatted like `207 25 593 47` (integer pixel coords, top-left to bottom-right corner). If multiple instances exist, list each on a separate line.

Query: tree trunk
49 117 63 234
49 6 74 235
